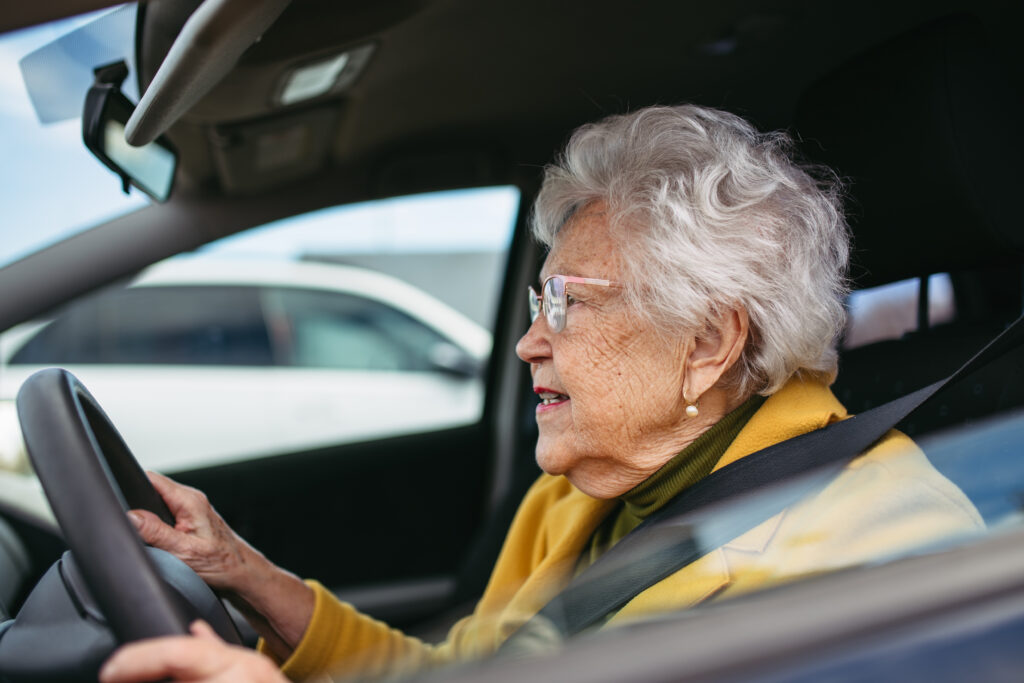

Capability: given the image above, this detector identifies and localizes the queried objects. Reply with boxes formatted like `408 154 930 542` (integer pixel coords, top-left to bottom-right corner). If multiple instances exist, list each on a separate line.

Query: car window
843 273 954 349
267 287 449 371
10 286 272 366
0 186 517 473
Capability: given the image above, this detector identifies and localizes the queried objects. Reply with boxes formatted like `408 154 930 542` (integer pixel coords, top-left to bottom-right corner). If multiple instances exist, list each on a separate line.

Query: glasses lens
544 276 566 332
528 287 540 323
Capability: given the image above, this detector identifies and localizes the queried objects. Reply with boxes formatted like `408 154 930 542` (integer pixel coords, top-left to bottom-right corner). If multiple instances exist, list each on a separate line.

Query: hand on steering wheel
17 368 211 643
128 471 315 659
12 368 310 680
128 472 265 594
100 620 285 683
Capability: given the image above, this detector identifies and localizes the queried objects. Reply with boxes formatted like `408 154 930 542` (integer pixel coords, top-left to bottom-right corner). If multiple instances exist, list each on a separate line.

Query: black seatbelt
501 313 1024 650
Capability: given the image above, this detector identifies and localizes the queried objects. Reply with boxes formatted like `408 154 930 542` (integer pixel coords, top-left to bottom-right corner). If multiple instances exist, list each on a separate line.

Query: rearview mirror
82 61 177 202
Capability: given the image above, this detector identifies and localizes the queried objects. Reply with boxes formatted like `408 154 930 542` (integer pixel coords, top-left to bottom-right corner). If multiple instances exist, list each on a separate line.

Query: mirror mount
87 62 131 195
82 60 178 202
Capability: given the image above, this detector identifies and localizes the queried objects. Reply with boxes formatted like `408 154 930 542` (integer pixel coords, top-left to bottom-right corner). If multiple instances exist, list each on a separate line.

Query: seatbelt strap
502 313 1024 647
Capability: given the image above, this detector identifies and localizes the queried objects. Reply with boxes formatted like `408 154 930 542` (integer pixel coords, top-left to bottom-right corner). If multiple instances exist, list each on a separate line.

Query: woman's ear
683 308 749 401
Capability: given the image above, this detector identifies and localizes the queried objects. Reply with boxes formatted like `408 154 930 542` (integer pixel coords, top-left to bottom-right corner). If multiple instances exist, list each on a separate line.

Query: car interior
796 16 1024 502
0 0 1022 680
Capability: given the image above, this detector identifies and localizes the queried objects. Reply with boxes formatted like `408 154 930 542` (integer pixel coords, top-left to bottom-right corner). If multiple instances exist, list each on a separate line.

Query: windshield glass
0 6 147 269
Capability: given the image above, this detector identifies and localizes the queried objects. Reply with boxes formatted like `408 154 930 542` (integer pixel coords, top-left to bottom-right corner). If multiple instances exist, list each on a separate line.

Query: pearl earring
685 402 699 418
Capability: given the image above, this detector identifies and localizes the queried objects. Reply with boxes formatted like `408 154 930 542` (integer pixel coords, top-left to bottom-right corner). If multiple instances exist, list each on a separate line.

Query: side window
268 287 449 371
843 273 955 350
10 286 272 366
0 186 517 473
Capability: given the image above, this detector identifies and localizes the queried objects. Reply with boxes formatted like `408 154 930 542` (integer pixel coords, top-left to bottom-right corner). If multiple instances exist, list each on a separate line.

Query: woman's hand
128 471 259 593
129 472 315 659
100 620 285 683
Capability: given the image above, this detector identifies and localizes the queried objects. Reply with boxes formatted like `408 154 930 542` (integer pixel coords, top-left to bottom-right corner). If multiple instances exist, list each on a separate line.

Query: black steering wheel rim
16 367 191 642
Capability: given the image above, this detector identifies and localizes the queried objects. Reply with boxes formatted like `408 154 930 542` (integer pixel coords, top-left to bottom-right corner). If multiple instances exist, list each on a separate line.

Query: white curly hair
532 104 850 396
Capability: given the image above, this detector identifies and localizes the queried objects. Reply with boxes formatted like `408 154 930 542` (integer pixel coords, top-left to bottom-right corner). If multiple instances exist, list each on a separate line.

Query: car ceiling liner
794 16 1024 289
125 0 293 145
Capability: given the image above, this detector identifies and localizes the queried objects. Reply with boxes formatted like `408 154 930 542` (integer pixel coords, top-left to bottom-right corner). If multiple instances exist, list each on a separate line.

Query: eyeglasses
528 274 620 333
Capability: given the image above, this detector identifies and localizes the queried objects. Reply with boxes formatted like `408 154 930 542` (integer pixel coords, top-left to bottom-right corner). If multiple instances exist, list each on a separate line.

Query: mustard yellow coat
273 375 983 681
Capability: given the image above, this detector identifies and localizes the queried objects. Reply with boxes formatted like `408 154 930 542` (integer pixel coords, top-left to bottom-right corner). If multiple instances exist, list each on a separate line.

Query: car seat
793 15 1024 437
792 16 1024 520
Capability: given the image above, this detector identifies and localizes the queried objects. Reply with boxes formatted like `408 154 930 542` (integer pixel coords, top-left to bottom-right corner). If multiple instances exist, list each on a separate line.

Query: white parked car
0 258 491 473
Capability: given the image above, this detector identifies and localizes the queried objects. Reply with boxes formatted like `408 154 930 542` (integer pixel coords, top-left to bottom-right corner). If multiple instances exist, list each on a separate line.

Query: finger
145 470 176 489
99 637 219 683
146 472 204 520
127 509 183 550
190 619 222 642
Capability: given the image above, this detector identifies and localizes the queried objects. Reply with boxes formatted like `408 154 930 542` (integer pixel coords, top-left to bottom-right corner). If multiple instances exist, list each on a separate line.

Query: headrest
794 16 1024 289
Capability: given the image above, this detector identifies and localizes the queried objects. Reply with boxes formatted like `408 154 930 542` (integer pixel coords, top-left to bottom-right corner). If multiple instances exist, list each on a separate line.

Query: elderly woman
100 104 982 683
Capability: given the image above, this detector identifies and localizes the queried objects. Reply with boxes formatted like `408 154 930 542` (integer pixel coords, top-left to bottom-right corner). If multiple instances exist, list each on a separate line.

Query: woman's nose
516 314 552 364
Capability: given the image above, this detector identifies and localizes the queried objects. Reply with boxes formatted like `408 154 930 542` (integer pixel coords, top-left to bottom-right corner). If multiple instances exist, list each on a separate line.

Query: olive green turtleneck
577 393 766 574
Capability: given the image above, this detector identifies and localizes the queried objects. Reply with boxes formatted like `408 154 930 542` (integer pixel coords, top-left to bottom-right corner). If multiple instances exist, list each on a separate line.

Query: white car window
269 288 450 372
10 286 273 366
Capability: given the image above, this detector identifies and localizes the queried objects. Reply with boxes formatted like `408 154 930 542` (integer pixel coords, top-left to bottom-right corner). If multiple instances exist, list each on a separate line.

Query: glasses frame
528 274 621 333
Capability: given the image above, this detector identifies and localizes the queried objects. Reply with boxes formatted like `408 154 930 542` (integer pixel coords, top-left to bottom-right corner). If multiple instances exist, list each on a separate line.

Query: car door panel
172 422 490 627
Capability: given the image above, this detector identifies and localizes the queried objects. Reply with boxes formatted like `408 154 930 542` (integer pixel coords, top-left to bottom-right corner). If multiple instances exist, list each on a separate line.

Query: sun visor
794 16 1024 288
18 4 138 124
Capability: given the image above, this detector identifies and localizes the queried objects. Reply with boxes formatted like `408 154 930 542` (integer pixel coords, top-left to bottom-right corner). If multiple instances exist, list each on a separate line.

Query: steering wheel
13 368 237 644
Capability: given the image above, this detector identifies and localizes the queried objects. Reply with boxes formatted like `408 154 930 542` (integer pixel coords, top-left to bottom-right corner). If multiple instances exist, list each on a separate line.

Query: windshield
0 6 147 269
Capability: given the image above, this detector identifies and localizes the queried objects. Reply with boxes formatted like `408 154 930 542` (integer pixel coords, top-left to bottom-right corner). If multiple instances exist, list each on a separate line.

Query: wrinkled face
516 207 695 499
